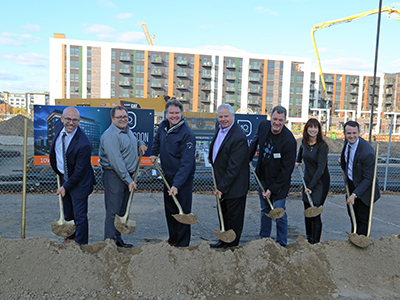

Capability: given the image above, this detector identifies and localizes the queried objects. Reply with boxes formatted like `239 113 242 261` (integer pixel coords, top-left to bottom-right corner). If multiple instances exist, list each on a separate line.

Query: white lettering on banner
133 132 149 143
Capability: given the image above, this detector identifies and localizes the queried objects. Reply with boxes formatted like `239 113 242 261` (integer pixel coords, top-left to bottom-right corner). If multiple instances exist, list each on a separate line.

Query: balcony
309 96 316 101
248 100 259 105
351 79 359 85
151 82 163 88
201 85 211 91
151 69 162 76
119 68 131 74
385 97 393 105
226 75 236 80
176 96 187 101
202 61 212 67
349 98 358 104
385 78 395 85
177 60 188 66
202 73 212 79
249 65 261 70
385 88 393 95
249 76 260 82
225 98 235 103
201 98 211 102
226 86 235 92
226 63 236 69
350 89 359 94
248 88 260 93
151 57 163 64
177 72 188 77
119 55 131 61
119 81 131 86
176 84 187 90
325 78 333 83
310 86 316 91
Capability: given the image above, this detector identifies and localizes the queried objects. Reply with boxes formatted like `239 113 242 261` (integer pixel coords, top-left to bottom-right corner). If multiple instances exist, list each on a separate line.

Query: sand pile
0 114 34 137
1 236 400 300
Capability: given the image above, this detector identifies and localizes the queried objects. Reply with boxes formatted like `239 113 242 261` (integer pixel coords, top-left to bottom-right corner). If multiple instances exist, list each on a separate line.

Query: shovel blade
51 220 76 238
115 216 136 235
213 229 236 243
173 213 198 224
346 232 371 248
266 208 285 219
304 206 324 218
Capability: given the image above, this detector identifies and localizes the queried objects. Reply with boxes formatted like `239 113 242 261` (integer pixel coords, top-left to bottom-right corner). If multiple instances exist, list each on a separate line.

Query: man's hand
214 189 223 199
128 181 137 192
139 144 147 155
346 194 356 205
168 186 178 196
56 186 66 197
150 155 158 163
262 189 272 199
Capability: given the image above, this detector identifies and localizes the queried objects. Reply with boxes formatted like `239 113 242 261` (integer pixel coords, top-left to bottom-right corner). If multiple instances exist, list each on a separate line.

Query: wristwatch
351 193 357 198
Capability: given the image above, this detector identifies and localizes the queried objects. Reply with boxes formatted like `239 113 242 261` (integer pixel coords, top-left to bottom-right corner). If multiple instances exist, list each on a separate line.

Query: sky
1 0 400 93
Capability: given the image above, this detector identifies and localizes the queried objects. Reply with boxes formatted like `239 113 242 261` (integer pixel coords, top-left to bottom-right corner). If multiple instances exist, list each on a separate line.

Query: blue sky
1 0 400 93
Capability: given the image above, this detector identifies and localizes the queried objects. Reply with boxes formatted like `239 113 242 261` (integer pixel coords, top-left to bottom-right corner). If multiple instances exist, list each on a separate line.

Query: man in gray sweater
99 106 146 248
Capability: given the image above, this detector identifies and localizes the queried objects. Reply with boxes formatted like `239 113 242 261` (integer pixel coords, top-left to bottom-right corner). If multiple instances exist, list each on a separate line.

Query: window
70 47 79 57
70 61 79 70
268 61 275 70
70 73 79 82
136 52 144 61
87 48 91 57
297 76 304 83
164 79 168 87
165 67 169 75
280 62 284 71
136 89 144 97
136 65 144 73
111 88 115 97
87 62 91 70
215 57 219 66
190 69 194 77
87 87 91 94
87 74 91 83
266 96 273 104
267 85 274 92
111 63 115 72
267 74 274 81
111 76 115 84
190 56 194 64
136 78 144 86
165 54 169 62
111 50 115 59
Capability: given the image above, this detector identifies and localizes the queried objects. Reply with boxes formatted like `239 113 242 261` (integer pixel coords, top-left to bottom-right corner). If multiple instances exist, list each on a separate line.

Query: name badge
274 153 281 159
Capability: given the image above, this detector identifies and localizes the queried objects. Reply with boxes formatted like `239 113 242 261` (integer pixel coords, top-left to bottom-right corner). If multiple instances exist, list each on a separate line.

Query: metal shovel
51 175 76 237
297 165 323 218
114 152 142 235
210 167 236 243
153 161 198 224
249 163 285 219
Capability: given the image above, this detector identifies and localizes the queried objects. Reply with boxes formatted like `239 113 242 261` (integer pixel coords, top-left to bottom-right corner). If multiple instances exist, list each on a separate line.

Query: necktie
62 132 69 181
345 144 351 182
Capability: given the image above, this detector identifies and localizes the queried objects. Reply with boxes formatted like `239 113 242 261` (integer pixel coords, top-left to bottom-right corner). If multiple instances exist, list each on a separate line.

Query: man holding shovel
208 104 249 249
49 106 95 245
100 106 147 248
150 99 196 247
340 121 380 236
249 106 296 247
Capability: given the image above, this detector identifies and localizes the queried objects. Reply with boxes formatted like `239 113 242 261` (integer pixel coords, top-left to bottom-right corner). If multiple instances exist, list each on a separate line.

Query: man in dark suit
209 104 249 249
249 106 296 247
49 106 95 245
340 120 380 236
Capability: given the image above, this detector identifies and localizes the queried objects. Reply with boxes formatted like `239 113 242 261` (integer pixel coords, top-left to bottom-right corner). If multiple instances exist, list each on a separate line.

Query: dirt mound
1 236 400 299
0 114 34 137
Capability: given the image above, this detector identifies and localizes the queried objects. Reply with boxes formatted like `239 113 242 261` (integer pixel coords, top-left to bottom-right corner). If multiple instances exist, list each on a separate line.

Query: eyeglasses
114 115 129 120
64 117 80 123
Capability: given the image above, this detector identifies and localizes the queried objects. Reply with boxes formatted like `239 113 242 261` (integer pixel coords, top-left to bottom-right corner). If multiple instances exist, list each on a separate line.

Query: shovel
249 163 285 219
51 175 76 237
297 165 323 218
114 152 142 235
210 167 236 243
153 161 198 224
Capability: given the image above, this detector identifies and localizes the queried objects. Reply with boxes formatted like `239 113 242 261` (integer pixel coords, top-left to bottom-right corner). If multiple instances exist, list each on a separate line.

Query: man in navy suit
49 106 95 245
249 106 296 247
340 120 380 236
209 104 249 249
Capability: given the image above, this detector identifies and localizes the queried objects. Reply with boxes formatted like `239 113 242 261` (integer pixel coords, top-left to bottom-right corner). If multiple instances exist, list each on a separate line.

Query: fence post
384 115 393 191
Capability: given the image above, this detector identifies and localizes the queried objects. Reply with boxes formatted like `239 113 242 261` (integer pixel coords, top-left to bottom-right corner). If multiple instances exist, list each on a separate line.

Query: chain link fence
1 114 399 194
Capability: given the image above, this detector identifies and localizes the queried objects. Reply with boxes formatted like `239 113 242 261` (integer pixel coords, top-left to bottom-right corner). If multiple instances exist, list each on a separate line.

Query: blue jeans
258 183 288 247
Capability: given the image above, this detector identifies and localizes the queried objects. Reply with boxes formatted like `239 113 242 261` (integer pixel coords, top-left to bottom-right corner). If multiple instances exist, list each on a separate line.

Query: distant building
2 91 49 114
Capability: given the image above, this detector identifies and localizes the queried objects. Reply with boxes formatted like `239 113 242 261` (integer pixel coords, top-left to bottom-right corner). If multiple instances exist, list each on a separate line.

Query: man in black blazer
340 120 380 236
49 106 95 245
249 106 296 247
209 104 249 249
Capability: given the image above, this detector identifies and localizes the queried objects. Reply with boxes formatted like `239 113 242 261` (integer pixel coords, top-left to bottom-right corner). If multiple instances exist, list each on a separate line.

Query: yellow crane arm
310 7 400 105
141 21 154 46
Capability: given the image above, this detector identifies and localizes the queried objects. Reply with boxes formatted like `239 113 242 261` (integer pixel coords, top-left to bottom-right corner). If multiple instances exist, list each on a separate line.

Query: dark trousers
303 202 322 244
103 169 130 242
347 179 370 236
60 177 89 245
163 176 193 247
220 195 247 247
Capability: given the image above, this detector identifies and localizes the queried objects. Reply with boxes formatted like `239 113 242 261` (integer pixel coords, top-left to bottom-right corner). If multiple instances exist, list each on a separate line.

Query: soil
1 236 400 300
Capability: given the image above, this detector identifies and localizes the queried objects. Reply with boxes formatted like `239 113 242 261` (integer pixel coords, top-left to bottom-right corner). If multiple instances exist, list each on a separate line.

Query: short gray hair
217 103 234 115
271 105 287 118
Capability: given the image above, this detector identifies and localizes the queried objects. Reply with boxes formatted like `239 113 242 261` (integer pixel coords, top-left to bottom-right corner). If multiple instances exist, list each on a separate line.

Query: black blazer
340 137 380 206
249 120 296 201
50 122 95 198
209 122 249 199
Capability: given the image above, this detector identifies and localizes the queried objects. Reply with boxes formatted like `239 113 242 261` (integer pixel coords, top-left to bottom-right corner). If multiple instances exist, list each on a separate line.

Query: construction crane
141 21 155 46
311 7 400 115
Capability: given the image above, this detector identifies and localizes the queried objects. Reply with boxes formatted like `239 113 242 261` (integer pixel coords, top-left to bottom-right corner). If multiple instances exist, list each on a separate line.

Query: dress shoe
115 240 133 248
210 241 225 248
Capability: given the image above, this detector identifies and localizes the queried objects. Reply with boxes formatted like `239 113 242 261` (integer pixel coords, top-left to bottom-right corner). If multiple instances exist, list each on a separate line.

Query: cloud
97 0 117 8
390 2 400 7
83 24 146 43
22 24 41 31
0 37 23 46
1 53 48 68
1 81 49 93
0 32 41 44
116 13 133 20
198 45 249 54
319 57 373 72
255 6 279 15
199 23 215 30
0 70 22 81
